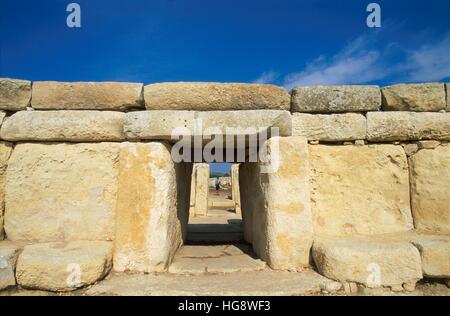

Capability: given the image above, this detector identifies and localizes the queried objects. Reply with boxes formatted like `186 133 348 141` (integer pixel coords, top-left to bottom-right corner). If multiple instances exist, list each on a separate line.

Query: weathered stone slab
309 145 413 236
0 243 21 290
312 236 422 288
32 81 144 110
231 164 241 215
0 111 6 127
0 142 13 240
16 241 112 292
190 163 209 217
114 142 185 273
4 143 119 242
1 111 125 142
124 110 292 141
144 82 290 111
291 85 381 113
367 112 450 142
256 137 313 270
409 146 450 234
239 163 259 245
382 83 446 111
410 234 450 278
0 79 31 111
292 113 366 141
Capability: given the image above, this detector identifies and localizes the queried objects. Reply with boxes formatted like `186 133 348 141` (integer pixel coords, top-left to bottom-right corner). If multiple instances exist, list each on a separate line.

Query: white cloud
260 32 450 90
402 33 450 82
253 71 277 84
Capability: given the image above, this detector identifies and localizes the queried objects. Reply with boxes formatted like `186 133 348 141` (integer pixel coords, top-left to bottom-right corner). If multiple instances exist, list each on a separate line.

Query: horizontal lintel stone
291 85 381 113
144 82 290 111
367 111 450 142
382 83 446 112
0 78 31 111
124 110 292 141
32 81 144 110
0 110 125 142
292 113 366 141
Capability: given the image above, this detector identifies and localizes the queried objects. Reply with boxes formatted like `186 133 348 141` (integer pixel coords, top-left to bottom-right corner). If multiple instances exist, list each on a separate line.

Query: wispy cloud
253 71 278 84
402 34 450 82
256 32 450 90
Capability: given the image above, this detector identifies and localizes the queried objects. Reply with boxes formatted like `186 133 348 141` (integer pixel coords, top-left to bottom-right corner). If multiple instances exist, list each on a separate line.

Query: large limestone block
292 113 366 141
256 137 313 270
231 164 241 215
4 143 119 242
312 237 423 287
367 112 450 142
239 163 261 244
191 163 209 217
144 82 290 111
382 83 446 111
1 111 125 142
0 142 13 240
0 111 6 127
0 79 31 111
409 146 450 233
16 241 113 292
309 145 413 236
114 142 183 273
32 81 144 110
410 234 450 278
291 85 381 113
124 110 292 141
0 243 21 290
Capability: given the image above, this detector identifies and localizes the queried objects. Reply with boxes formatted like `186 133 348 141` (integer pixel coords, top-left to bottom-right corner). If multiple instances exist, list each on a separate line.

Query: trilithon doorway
168 163 266 274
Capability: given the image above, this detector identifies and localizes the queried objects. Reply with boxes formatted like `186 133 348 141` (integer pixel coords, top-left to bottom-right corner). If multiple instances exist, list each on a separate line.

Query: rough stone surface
292 113 366 141
239 163 259 244
0 79 31 111
114 142 188 273
0 112 6 127
418 140 441 150
256 137 314 270
291 85 381 113
1 111 125 142
0 142 13 240
32 81 144 110
4 143 119 242
309 145 413 236
124 110 292 141
403 143 419 157
86 270 339 296
190 164 209 217
144 82 290 111
16 241 113 292
0 244 21 290
231 164 241 215
382 83 446 112
312 237 423 287
169 245 266 274
409 146 450 234
446 83 449 112
410 234 450 278
367 112 450 142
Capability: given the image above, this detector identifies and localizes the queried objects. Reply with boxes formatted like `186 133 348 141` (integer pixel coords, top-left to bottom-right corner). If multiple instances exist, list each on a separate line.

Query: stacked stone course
0 78 449 293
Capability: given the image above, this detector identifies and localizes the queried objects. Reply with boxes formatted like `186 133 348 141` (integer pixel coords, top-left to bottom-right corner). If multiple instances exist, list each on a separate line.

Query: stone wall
0 78 449 292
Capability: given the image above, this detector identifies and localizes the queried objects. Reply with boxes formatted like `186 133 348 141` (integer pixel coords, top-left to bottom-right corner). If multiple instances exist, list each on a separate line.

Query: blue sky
1 0 449 173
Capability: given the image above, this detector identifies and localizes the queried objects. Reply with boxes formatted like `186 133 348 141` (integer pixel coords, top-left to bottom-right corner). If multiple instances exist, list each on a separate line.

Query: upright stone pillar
253 137 313 270
114 142 185 273
191 163 209 217
231 164 241 216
